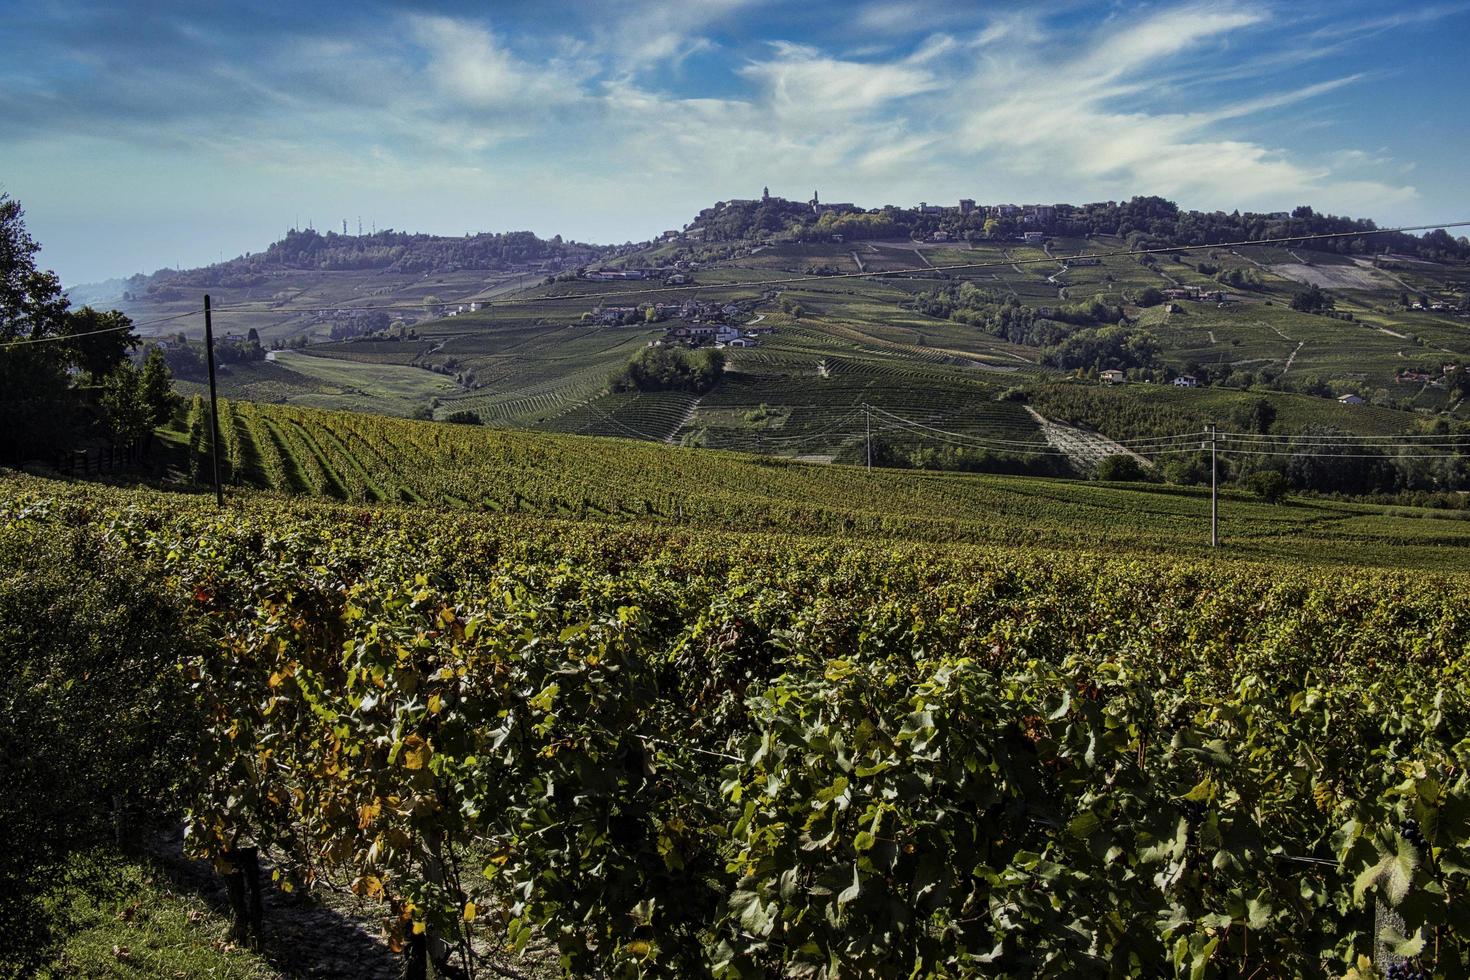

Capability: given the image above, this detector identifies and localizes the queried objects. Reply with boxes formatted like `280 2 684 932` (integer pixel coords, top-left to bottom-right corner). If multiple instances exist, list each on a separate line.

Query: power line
1214 429 1470 443
862 405 1469 460
0 309 198 349
1146 445 1467 459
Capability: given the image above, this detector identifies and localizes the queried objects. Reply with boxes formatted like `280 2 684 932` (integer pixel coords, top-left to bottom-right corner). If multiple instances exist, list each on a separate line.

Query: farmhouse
1338 393 1366 405
1172 375 1199 388
726 337 759 348
1022 231 1046 244
594 306 638 325
1100 369 1126 384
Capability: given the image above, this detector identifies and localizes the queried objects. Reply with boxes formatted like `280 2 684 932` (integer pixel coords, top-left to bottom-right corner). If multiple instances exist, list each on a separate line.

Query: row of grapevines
0 478 1450 978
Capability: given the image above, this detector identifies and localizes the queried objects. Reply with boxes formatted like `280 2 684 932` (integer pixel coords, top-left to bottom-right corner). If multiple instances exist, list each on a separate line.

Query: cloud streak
1 0 1462 281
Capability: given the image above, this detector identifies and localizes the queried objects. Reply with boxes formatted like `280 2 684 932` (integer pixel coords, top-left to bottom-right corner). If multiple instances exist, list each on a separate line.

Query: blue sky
2 0 1468 285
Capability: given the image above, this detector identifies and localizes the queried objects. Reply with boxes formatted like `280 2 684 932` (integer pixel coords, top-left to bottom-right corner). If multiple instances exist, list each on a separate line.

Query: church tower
762 186 770 202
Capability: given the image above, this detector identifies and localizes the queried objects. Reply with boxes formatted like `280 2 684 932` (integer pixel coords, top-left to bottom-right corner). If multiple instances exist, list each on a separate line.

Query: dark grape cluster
1401 819 1427 848
1386 960 1428 980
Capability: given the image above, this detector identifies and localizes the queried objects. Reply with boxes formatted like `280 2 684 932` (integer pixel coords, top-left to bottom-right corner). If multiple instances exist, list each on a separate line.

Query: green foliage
1217 267 1263 289
1095 453 1151 481
1291 285 1336 313
1044 324 1162 373
0 195 144 463
6 480 1470 976
442 409 483 425
611 345 725 395
139 346 181 427
1248 470 1290 503
98 362 153 448
1230 397 1278 435
0 194 79 461
0 515 200 976
61 306 138 381
871 437 1074 478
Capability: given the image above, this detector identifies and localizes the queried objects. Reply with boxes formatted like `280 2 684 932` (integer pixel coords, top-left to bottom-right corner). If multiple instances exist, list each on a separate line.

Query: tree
1246 470 1289 503
98 362 152 451
0 194 75 461
1230 397 1276 435
61 306 137 380
139 346 181 427
1095 454 1149 482
1290 284 1334 313
610 346 724 395
1137 287 1164 307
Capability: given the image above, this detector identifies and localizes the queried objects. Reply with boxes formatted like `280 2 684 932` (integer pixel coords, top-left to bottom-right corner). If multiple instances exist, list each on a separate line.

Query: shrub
610 346 724 395
0 522 200 974
1247 470 1290 503
1095 454 1150 482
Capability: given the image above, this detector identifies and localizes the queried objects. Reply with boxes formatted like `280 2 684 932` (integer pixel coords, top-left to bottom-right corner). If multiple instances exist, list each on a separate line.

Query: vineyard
169 398 1470 571
4 475 1470 978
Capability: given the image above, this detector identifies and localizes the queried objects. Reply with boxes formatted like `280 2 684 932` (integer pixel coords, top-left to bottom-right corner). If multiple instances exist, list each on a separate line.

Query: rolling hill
83 196 1470 469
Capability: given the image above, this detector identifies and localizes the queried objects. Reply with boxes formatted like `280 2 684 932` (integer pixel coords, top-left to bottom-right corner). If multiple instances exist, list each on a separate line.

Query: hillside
146 398 1470 571
79 195 1470 472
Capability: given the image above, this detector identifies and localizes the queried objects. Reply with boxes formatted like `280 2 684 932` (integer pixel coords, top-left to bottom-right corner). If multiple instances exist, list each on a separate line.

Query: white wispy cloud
738 41 942 119
937 3 1416 214
410 15 587 110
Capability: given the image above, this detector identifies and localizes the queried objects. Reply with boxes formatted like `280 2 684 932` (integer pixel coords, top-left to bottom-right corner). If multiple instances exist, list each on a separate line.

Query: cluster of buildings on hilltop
588 298 757 329
586 296 773 349
1409 298 1462 313
664 319 774 349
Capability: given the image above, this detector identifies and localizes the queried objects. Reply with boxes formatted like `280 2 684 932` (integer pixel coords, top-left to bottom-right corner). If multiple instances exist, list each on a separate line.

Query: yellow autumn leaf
463 901 477 922
352 874 384 899
402 735 432 770
428 694 443 715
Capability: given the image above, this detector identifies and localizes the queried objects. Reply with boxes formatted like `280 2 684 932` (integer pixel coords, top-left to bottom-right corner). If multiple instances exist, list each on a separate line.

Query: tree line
0 195 178 464
684 195 1470 262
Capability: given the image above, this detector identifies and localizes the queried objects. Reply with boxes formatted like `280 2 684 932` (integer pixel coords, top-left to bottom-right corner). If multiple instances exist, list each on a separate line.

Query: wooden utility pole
204 294 224 507
1208 423 1218 548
